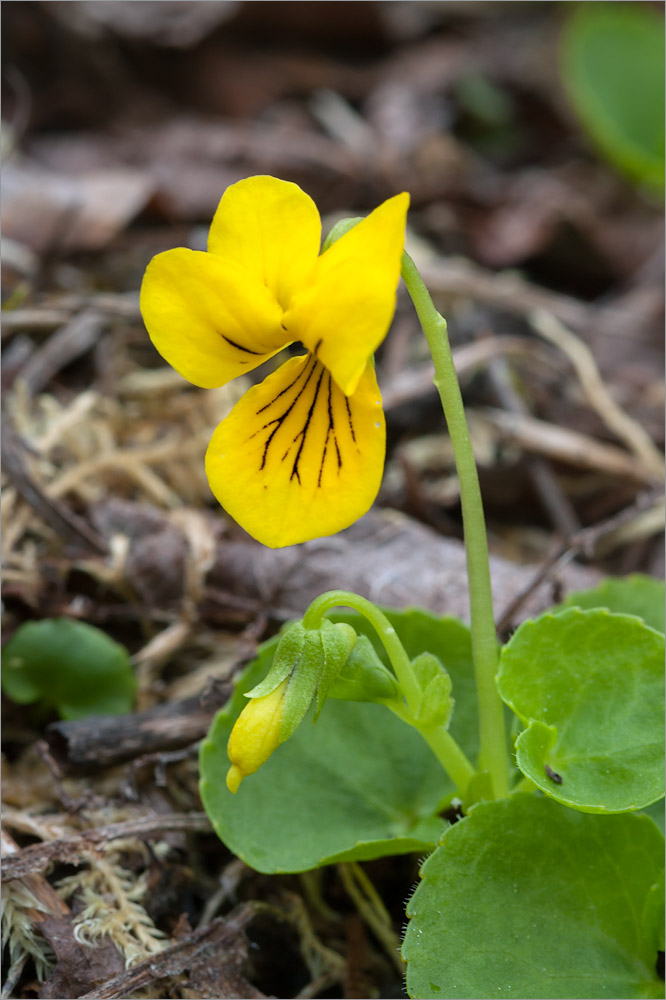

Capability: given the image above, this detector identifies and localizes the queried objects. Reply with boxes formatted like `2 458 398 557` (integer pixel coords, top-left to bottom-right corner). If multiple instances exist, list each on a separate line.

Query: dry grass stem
531 309 665 480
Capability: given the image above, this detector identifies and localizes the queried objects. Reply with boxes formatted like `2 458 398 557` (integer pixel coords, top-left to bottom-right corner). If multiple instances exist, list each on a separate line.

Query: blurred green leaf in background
561 2 665 195
2 618 135 719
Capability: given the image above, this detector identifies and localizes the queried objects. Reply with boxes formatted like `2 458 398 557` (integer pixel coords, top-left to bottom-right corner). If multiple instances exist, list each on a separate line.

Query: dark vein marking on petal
221 334 263 356
289 366 326 484
313 337 323 357
318 373 342 488
256 355 313 414
249 357 318 471
345 396 357 445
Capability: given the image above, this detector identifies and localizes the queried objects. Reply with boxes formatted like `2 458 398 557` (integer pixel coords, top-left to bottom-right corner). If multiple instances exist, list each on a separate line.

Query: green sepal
321 217 363 252
315 621 357 717
279 629 324 742
248 619 358 740
246 621 307 700
328 635 401 703
412 652 454 728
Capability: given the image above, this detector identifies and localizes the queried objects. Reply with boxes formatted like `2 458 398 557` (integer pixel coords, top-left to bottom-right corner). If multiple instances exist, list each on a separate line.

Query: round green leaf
561 3 665 193
561 574 665 634
2 618 135 719
498 609 665 812
200 609 478 873
404 794 665 999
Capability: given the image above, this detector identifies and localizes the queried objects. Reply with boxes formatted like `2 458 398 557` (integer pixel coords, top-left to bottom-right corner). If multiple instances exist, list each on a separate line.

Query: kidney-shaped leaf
498 609 664 812
404 794 665 999
2 618 135 719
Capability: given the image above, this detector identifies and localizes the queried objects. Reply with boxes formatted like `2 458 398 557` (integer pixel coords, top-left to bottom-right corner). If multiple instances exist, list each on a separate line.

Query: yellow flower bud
226 678 289 794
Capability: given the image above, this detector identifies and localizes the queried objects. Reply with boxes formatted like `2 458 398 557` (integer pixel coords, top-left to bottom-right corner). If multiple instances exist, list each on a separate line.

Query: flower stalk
400 253 509 798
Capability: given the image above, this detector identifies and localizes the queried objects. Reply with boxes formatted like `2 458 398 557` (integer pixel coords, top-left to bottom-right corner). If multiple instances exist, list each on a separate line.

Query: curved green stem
304 590 422 713
303 589 475 794
400 253 509 798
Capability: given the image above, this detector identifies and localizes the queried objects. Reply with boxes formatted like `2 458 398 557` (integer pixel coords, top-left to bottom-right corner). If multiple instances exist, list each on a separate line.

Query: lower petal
205 355 386 548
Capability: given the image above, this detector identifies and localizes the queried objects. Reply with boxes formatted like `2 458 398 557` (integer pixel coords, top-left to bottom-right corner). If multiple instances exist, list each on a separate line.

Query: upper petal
283 191 409 396
207 176 322 309
140 247 287 388
205 355 386 547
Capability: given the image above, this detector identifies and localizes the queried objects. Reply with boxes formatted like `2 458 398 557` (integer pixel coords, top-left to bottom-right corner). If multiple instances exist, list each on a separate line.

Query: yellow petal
208 176 322 310
205 355 386 548
140 247 287 389
226 678 289 793
283 192 409 396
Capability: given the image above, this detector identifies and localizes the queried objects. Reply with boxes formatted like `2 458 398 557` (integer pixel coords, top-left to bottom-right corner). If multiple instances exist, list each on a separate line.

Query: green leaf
561 3 665 193
561 574 665 634
1 619 135 719
404 794 665 999
498 609 665 813
200 608 478 873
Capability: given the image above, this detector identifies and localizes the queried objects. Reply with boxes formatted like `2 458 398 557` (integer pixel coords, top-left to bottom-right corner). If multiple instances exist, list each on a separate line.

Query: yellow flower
140 175 409 547
226 677 289 794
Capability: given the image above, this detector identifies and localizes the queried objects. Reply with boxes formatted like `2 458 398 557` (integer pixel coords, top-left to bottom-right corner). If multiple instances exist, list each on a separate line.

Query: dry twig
481 408 653 482
496 489 665 632
486 354 580 537
76 905 263 1000
1 423 108 554
1 814 211 883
